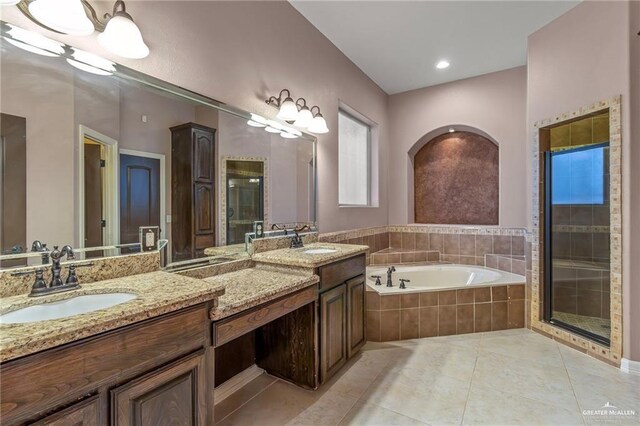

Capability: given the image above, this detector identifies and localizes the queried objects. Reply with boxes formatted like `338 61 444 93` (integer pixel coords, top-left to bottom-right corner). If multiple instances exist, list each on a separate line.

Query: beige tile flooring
215 329 640 426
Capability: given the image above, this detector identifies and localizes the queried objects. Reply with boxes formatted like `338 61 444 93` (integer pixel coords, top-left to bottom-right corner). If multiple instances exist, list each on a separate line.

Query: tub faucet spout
386 266 396 287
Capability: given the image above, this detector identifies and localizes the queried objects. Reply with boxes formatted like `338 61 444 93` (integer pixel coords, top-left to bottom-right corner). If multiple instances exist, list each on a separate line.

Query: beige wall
1 0 390 233
527 1 636 361
388 66 528 227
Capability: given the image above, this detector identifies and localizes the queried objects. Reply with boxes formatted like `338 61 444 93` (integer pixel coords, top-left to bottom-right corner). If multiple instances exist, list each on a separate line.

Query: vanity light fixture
266 89 329 134
436 60 450 69
8 0 149 59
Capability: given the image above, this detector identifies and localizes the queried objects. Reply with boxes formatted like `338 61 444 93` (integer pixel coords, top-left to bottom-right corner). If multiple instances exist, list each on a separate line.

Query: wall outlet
139 226 159 252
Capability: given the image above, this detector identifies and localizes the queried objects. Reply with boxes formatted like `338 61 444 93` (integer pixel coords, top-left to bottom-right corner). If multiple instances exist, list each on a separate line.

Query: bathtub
366 264 525 295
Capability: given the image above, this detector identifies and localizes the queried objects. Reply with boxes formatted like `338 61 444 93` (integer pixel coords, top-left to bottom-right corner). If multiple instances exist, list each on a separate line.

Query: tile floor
215 329 640 425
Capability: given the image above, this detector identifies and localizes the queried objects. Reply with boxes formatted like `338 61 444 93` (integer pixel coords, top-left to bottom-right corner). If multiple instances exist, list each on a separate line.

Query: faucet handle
399 278 410 289
370 275 382 286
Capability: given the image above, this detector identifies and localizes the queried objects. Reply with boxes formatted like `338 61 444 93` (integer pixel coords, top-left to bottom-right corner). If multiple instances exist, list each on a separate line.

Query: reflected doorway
225 160 264 245
119 152 163 254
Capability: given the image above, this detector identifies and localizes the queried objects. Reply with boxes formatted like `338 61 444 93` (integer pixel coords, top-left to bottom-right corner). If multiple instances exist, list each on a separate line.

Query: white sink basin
0 293 137 324
304 248 338 255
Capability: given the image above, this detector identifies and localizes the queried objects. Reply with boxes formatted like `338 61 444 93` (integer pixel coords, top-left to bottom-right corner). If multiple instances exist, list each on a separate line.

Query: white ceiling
290 1 580 94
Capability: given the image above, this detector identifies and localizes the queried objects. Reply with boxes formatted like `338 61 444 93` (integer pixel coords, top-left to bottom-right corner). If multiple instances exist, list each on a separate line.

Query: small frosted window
339 111 370 206
552 145 607 205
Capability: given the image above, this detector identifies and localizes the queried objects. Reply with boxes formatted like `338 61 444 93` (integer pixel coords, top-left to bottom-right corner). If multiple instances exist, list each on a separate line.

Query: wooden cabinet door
194 183 214 235
30 395 100 426
111 350 206 426
346 275 366 358
192 129 214 183
320 284 347 383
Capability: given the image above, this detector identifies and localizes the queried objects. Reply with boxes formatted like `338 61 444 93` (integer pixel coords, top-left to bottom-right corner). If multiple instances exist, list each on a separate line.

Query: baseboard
214 364 265 403
620 358 640 375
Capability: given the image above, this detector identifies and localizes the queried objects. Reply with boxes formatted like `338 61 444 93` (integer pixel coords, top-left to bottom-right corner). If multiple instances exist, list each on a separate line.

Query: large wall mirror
0 22 317 269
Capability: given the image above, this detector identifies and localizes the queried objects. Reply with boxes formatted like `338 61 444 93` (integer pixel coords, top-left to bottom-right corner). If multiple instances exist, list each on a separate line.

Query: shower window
543 111 611 346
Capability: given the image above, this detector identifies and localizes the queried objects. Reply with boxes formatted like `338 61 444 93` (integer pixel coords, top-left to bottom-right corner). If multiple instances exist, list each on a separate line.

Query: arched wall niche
410 125 499 225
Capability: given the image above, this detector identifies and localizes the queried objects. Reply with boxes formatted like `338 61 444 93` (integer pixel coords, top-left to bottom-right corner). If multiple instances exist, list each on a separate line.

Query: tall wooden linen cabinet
170 123 217 261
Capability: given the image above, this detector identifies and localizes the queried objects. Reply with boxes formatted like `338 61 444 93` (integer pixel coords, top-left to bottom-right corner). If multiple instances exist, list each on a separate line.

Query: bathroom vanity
0 245 367 425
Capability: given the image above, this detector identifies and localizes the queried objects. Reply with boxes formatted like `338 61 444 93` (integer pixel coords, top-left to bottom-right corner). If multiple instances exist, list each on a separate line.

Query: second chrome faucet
386 266 396 287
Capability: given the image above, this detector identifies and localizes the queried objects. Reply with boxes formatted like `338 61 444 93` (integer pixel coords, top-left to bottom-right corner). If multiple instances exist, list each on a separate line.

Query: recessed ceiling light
449 128 455 133
436 60 450 69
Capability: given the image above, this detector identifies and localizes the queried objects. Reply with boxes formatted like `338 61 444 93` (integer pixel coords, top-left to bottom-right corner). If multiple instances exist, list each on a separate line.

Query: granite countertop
251 242 369 269
0 271 225 362
204 266 319 321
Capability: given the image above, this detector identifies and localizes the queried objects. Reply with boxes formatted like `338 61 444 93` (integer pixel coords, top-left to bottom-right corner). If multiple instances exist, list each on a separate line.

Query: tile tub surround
531 96 622 366
202 265 319 321
251 243 369 269
0 271 225 361
0 251 161 298
366 284 526 342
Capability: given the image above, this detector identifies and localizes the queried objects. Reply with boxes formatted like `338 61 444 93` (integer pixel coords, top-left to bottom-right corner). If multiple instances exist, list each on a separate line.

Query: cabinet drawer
213 286 317 347
318 254 366 292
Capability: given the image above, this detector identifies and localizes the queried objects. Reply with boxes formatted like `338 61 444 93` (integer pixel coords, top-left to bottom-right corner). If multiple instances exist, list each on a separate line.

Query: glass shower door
544 142 611 345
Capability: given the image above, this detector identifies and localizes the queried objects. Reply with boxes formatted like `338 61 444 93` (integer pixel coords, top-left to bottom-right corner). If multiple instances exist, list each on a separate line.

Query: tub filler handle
370 275 382 286
399 278 410 289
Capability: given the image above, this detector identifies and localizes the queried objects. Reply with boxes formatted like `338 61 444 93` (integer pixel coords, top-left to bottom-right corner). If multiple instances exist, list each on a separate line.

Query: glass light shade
280 132 298 139
308 114 329 134
247 120 265 128
4 25 64 57
250 113 268 125
293 107 313 128
1 0 20 6
67 48 115 75
265 126 281 133
29 0 94 36
98 15 149 59
276 97 299 121
4 37 58 57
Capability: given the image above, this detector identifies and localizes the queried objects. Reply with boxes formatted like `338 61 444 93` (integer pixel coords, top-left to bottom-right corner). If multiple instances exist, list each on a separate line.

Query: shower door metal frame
543 145 611 347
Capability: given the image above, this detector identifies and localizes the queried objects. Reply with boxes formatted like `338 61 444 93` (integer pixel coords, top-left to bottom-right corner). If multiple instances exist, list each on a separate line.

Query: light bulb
293 106 313 128
276 96 299 121
247 120 266 128
29 0 94 36
436 60 450 69
308 113 329 134
98 15 149 59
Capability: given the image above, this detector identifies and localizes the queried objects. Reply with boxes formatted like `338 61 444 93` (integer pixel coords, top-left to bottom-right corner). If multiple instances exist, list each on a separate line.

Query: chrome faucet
386 266 396 287
399 278 411 289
